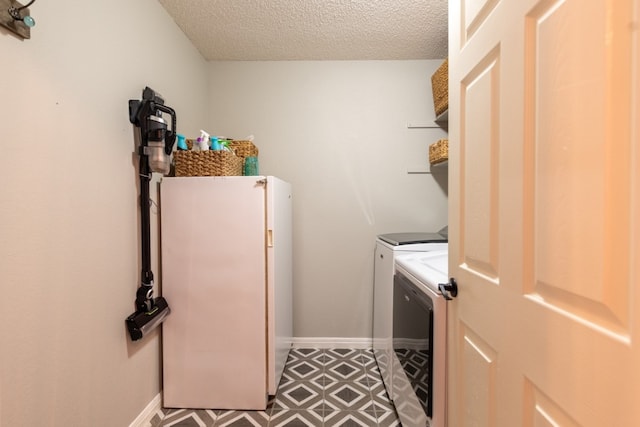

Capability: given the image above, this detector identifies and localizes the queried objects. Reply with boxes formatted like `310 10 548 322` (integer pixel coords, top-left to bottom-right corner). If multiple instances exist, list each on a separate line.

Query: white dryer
373 230 447 402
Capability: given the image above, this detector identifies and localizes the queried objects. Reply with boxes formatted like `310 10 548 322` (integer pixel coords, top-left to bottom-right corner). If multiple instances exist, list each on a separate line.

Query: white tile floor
152 348 401 427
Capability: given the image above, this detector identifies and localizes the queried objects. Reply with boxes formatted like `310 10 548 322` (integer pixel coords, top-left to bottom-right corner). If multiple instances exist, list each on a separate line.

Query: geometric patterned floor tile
373 410 402 427
269 409 324 427
325 348 362 360
322 410 379 427
369 382 395 413
156 348 402 427
282 359 325 383
213 411 269 427
323 381 373 411
150 408 168 426
360 351 376 369
362 355 379 376
273 381 324 410
159 409 217 426
290 348 325 360
324 359 367 382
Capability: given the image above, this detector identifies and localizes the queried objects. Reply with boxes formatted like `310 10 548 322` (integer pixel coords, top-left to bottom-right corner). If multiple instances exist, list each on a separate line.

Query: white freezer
160 176 292 410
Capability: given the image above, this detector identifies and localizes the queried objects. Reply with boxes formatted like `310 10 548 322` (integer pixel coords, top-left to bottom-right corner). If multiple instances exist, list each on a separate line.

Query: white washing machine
372 229 448 403
393 249 450 427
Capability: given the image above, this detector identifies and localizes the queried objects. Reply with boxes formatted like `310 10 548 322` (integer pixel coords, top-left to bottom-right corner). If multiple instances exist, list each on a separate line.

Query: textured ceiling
157 0 448 61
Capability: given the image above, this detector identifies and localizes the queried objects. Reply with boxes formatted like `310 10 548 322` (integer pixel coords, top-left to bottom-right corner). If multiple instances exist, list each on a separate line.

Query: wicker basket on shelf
429 139 449 165
431 59 449 117
173 140 243 176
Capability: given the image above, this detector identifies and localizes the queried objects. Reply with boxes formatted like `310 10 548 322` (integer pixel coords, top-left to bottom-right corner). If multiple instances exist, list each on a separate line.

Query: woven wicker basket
429 139 449 165
174 140 243 176
228 140 259 158
431 59 449 117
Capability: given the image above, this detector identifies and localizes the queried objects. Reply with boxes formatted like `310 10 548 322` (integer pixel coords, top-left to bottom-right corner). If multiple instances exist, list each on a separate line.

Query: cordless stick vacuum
126 87 176 341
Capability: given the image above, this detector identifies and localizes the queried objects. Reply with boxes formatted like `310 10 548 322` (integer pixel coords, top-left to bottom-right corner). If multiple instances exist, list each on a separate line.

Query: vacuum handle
154 104 177 154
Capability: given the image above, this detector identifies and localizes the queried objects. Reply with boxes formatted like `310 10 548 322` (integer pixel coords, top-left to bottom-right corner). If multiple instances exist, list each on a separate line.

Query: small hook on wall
9 0 35 27
0 0 36 39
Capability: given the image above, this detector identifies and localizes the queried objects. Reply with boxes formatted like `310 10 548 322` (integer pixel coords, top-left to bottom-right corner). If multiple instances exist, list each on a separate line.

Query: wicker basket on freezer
431 59 449 117
228 140 259 159
429 139 449 165
174 140 243 176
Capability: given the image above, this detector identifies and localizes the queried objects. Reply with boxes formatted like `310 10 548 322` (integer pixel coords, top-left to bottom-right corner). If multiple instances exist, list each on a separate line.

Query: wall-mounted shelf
406 110 448 130
407 160 448 175
430 160 448 169
434 110 448 129
407 122 440 129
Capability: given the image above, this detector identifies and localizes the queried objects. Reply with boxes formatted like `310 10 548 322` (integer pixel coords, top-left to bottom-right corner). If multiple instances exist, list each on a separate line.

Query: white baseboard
291 337 373 349
129 393 162 427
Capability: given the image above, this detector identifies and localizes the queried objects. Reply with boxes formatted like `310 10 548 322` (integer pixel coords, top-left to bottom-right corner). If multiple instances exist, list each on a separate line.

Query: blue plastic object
176 134 188 150
210 136 221 150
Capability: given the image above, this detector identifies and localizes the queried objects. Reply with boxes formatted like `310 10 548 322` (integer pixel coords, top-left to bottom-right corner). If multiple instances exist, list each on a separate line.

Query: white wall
207 61 448 338
0 1 207 425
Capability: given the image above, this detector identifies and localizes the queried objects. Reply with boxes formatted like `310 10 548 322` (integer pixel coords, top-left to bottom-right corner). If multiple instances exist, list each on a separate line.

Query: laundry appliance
372 229 447 405
393 249 453 427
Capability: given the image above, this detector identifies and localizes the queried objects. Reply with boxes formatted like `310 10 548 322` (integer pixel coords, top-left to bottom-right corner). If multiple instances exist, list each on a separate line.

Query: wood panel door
448 0 640 425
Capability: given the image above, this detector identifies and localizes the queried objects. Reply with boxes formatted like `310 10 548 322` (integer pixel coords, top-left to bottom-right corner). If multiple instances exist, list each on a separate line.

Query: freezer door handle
267 229 274 247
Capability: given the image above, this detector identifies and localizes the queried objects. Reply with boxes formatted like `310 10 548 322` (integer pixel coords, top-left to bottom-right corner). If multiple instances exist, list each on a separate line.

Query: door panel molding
457 322 498 426
523 379 580 427
461 0 500 47
522 0 633 339
460 45 501 282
